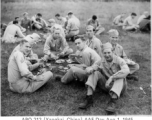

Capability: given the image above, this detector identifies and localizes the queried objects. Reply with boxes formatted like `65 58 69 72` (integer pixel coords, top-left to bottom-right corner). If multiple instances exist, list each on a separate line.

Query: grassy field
1 1 151 116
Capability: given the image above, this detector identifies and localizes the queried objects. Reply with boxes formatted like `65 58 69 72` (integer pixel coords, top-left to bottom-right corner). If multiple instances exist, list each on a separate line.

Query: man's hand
51 54 58 60
86 67 94 74
105 76 113 88
32 75 37 81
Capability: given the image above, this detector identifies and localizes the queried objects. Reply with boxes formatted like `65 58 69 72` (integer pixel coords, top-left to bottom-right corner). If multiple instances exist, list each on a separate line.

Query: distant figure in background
1 23 7 37
9 17 26 33
65 12 80 41
20 12 31 30
8 38 53 93
31 13 48 30
123 13 139 31
87 15 105 35
137 11 151 32
2 20 25 43
108 29 139 81
55 13 67 29
48 19 65 38
113 13 125 26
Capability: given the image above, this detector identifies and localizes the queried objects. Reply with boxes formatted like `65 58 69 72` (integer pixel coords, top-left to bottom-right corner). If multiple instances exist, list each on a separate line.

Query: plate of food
56 59 65 63
66 59 75 64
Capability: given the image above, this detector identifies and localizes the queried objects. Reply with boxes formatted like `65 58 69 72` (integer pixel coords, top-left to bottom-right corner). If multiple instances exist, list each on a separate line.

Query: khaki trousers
62 66 126 98
86 71 127 98
9 71 53 93
66 30 79 40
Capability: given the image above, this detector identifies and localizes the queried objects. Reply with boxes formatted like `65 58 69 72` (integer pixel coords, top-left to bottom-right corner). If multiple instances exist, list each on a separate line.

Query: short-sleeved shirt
56 17 67 27
123 16 134 26
66 15 80 31
87 18 100 30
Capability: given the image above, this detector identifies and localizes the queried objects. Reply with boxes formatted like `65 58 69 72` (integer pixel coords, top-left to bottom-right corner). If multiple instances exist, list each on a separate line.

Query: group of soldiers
113 11 150 32
3 11 142 114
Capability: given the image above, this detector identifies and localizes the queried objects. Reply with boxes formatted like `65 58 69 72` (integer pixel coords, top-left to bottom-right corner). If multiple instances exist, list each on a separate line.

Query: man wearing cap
2 20 25 43
78 42 130 113
20 12 31 30
61 37 101 109
55 13 67 29
86 25 103 58
43 29 73 61
9 33 41 63
65 12 80 41
113 13 125 26
31 13 48 30
48 19 65 38
8 38 53 93
87 15 105 35
123 13 139 31
108 29 139 81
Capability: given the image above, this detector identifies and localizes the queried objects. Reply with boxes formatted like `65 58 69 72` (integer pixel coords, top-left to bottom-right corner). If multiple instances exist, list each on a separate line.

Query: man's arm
15 51 35 79
16 26 25 38
112 57 130 80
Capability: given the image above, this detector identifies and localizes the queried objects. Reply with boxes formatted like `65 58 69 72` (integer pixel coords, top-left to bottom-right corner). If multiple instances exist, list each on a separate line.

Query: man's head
86 25 94 38
68 11 73 19
23 12 28 18
120 13 125 18
75 37 86 51
143 11 149 18
53 29 61 39
108 29 119 46
48 19 56 27
15 17 20 21
36 13 42 19
13 20 19 25
102 42 113 62
131 12 137 19
55 13 61 20
20 39 32 55
24 33 41 45
92 15 97 21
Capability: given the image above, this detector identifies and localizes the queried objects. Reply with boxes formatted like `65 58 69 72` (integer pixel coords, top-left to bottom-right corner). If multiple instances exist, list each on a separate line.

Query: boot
127 73 139 81
105 98 117 114
79 95 93 109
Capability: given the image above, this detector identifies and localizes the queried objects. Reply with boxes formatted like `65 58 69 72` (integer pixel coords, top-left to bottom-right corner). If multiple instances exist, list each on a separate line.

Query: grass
1 1 151 116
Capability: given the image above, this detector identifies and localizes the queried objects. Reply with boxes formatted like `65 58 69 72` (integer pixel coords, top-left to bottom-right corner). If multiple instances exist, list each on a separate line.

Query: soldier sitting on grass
42 29 73 61
108 29 140 81
8 38 53 93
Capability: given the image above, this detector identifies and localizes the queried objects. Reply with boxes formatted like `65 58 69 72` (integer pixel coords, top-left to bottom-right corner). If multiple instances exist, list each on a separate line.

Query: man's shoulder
113 54 125 63
13 50 23 57
93 36 102 44
116 43 123 49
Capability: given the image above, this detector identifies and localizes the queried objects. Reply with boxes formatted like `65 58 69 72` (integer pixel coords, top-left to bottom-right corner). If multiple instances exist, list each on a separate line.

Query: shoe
105 99 117 114
127 74 139 81
55 75 61 81
79 95 93 109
